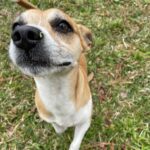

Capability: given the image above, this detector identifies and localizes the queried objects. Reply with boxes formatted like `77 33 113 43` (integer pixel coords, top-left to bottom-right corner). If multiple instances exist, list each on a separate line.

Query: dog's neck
34 56 91 110
34 66 78 102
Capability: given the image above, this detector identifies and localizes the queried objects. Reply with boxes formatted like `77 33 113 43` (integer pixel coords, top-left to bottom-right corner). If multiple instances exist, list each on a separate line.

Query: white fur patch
34 75 92 127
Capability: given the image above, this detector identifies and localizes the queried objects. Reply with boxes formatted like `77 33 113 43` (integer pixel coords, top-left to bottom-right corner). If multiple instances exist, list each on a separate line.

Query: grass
0 0 150 149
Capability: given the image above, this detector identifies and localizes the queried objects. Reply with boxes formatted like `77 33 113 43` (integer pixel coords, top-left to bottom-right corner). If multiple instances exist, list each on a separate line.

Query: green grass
0 0 150 149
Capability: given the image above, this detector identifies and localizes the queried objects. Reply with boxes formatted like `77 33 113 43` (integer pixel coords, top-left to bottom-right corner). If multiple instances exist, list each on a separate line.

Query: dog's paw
52 123 67 134
69 143 79 150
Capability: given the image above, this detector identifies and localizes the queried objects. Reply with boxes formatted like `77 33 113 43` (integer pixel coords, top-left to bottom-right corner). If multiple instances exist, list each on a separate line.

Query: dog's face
9 9 92 76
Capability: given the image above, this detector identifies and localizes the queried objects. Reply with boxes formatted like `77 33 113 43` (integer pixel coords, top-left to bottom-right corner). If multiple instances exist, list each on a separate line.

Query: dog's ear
78 24 93 51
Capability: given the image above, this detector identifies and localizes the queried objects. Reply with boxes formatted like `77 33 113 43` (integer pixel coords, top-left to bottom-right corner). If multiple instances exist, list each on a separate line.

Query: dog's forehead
17 8 73 24
44 9 70 20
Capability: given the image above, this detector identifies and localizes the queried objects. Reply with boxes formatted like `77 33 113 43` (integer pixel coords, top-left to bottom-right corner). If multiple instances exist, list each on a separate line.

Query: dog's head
9 9 92 76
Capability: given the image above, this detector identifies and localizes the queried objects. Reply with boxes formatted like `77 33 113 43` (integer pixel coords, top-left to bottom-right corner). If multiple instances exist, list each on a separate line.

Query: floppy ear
78 24 93 51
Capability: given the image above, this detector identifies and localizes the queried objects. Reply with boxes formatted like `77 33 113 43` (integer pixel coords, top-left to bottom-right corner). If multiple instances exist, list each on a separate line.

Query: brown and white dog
9 8 92 150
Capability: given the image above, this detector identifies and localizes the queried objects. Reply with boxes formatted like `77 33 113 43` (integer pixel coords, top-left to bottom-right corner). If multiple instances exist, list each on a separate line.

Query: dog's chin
18 63 75 77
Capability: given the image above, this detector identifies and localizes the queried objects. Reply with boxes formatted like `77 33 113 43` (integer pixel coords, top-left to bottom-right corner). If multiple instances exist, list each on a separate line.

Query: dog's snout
11 25 43 50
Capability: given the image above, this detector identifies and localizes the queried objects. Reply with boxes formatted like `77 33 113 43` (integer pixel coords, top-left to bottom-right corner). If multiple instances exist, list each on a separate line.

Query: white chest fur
34 74 92 127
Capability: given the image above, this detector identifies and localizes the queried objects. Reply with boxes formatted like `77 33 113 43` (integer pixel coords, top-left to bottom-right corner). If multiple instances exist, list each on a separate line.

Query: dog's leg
52 123 67 134
69 120 90 150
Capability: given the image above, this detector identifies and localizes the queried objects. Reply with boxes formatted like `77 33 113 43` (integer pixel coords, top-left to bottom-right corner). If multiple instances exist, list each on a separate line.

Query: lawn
0 0 150 149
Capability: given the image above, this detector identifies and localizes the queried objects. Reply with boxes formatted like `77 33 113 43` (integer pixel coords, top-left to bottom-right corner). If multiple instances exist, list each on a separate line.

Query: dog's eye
55 20 73 34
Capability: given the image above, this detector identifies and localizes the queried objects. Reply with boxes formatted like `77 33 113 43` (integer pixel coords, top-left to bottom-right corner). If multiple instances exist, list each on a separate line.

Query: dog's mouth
17 55 72 68
13 42 72 69
16 58 73 76
56 62 71 67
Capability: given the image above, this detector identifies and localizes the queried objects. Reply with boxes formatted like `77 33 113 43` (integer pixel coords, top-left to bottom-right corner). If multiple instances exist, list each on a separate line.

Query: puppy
9 8 92 150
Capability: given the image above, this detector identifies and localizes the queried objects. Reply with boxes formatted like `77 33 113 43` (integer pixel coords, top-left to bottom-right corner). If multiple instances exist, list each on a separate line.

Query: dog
9 8 92 150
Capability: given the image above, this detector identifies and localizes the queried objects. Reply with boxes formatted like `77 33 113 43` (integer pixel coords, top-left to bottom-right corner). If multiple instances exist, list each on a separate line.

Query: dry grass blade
88 72 94 82
84 142 116 150
9 115 25 137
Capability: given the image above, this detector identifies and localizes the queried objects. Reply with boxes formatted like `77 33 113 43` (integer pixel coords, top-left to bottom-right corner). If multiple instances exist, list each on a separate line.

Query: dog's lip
55 62 71 67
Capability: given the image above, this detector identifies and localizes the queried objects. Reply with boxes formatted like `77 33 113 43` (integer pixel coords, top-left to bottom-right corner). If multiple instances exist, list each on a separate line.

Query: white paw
52 123 67 134
69 143 79 150
55 127 65 134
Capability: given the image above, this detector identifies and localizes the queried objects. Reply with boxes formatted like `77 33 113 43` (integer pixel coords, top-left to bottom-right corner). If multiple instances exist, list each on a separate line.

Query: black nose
11 25 43 50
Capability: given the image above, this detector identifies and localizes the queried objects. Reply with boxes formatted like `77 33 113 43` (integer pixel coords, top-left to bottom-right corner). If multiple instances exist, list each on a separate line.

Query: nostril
27 31 43 41
13 31 21 42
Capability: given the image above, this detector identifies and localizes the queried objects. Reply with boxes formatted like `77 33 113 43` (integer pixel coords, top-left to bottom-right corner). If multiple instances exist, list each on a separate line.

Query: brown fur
74 54 90 109
35 90 52 119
